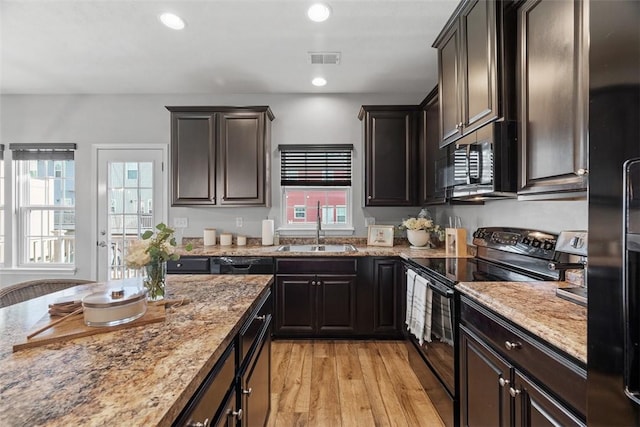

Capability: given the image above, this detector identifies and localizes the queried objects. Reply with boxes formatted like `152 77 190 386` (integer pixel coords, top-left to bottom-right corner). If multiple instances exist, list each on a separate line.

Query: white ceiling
0 0 459 95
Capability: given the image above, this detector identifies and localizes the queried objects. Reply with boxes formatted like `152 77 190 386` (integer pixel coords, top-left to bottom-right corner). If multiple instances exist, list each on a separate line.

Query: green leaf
185 243 193 251
142 230 153 239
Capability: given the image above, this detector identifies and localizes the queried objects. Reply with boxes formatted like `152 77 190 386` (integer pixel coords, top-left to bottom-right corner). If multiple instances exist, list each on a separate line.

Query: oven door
406 269 456 395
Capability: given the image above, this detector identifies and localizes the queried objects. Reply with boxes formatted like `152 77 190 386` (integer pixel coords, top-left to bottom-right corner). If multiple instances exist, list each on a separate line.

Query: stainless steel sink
276 244 358 253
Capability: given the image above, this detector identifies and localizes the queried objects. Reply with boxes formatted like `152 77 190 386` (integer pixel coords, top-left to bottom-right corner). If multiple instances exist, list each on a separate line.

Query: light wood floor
267 340 445 427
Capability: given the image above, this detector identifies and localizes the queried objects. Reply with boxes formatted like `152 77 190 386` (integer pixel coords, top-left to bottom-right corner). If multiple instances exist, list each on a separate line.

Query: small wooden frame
367 225 395 247
445 228 467 257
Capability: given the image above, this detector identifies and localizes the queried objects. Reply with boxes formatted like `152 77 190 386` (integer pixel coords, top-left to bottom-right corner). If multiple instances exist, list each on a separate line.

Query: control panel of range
473 227 558 259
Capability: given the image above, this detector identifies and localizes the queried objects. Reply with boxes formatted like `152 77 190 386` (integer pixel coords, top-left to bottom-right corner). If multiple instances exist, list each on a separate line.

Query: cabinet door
517 0 588 197
241 330 271 427
171 112 216 205
438 24 462 147
420 89 447 204
460 0 498 132
513 371 585 427
372 259 401 335
274 276 315 335
214 388 237 427
460 326 512 427
364 109 418 206
316 275 357 335
218 111 267 206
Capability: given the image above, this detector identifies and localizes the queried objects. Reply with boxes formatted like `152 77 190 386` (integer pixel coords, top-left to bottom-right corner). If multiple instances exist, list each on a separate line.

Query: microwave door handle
465 145 472 185
623 159 640 404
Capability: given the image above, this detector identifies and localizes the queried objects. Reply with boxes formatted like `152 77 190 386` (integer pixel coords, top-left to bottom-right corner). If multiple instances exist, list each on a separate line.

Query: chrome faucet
316 200 322 245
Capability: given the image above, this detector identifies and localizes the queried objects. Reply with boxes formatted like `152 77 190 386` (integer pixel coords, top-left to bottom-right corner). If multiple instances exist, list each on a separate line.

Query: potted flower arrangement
125 223 191 301
399 217 444 248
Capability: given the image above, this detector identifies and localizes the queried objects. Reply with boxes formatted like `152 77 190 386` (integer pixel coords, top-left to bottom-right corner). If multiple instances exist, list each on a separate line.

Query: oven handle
405 265 454 298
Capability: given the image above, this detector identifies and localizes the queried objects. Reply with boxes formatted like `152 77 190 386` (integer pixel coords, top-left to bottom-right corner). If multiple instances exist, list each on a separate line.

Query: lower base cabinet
175 288 272 427
459 297 586 427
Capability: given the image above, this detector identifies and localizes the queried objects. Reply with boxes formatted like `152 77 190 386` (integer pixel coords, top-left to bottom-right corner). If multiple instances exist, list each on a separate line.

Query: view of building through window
0 154 4 265
17 159 75 265
108 161 154 280
283 188 348 226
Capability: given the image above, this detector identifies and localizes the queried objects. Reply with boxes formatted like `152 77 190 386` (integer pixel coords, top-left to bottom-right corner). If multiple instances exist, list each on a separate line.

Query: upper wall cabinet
434 0 514 148
517 0 588 199
167 106 274 207
419 87 447 205
359 106 419 207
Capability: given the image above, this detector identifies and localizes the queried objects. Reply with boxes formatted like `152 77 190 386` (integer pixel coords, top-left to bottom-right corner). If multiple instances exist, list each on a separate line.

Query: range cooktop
406 257 554 285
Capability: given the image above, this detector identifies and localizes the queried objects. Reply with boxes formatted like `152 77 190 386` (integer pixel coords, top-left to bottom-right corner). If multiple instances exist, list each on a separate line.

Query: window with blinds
279 144 354 233
10 143 77 266
280 144 353 186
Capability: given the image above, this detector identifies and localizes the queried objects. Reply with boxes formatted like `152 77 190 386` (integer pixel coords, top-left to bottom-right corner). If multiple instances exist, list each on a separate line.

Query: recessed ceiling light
307 3 332 22
159 12 186 30
312 77 327 87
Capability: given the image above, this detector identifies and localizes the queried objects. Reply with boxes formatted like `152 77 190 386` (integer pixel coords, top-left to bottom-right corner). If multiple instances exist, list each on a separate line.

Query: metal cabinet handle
367 195 372 200
242 387 253 395
504 341 522 351
255 315 266 322
187 418 209 427
231 409 243 420
576 168 589 176
509 387 521 398
498 377 510 387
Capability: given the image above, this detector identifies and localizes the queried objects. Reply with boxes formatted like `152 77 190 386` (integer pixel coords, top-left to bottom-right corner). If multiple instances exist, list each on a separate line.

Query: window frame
12 147 76 268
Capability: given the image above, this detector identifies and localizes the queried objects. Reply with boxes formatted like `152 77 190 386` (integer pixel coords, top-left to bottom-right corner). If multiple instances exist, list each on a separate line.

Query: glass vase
143 259 167 301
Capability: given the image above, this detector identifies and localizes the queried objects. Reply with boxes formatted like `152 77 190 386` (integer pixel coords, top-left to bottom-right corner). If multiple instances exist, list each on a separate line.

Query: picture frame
367 225 395 247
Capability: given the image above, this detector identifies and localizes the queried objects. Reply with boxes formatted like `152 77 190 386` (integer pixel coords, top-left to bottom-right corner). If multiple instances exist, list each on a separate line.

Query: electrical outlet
365 217 375 226
173 217 188 228
236 217 243 227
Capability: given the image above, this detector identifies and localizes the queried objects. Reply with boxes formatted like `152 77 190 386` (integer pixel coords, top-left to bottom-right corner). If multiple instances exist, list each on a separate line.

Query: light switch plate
173 217 188 228
236 217 243 227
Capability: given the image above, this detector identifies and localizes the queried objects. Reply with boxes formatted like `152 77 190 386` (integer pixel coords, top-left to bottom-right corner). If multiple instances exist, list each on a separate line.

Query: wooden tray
13 304 166 352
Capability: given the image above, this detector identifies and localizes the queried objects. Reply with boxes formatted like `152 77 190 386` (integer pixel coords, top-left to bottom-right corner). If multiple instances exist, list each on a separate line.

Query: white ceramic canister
237 235 247 246
204 228 217 246
220 233 233 246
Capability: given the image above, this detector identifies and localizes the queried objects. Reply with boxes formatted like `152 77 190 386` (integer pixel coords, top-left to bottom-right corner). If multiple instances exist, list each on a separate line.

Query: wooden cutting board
13 304 166 352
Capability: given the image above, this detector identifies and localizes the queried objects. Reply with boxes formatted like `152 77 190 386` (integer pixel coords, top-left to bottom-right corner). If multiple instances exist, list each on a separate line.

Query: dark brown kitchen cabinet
419 87 447 205
167 106 274 207
274 258 357 337
174 288 272 427
459 297 586 427
358 106 419 206
516 0 588 199
356 257 403 337
434 0 513 148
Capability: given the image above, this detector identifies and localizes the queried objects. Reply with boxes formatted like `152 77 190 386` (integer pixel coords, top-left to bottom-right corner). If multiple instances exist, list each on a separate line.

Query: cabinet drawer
275 258 357 274
176 343 236 427
239 291 272 363
460 297 586 417
167 257 211 274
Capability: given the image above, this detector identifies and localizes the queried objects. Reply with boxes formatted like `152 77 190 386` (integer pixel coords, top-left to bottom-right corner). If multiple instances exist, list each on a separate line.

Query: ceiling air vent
308 52 341 65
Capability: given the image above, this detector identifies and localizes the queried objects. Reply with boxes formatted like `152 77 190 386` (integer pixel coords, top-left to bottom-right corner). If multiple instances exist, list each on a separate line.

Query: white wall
0 93 419 285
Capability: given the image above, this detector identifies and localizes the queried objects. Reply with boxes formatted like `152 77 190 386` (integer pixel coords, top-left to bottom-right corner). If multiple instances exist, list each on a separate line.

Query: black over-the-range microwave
440 121 518 200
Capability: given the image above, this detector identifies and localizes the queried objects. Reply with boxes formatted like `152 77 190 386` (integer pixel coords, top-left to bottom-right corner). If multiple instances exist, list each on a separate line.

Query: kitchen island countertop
456 281 587 364
0 274 273 426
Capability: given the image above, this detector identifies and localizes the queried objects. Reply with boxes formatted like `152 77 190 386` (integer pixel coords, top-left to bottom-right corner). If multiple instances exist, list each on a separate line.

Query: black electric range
404 227 577 427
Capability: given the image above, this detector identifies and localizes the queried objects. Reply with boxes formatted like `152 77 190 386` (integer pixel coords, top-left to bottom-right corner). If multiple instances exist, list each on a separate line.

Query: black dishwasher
168 256 274 274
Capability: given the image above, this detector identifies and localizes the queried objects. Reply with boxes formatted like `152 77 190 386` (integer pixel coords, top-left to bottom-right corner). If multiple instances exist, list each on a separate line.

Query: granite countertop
456 281 587 364
177 242 464 259
0 274 273 427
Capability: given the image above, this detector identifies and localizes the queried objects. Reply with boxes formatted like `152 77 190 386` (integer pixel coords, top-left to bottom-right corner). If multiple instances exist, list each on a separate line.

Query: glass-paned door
96 148 165 281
